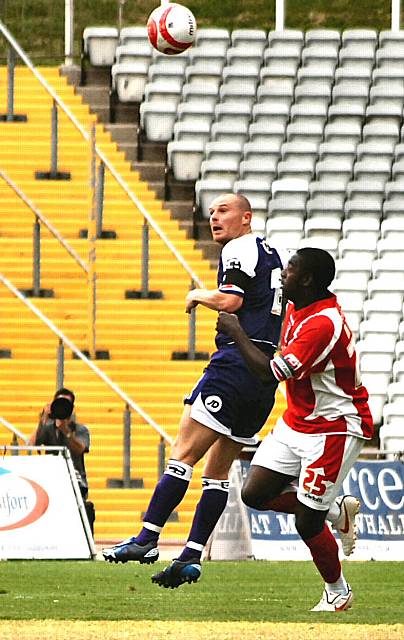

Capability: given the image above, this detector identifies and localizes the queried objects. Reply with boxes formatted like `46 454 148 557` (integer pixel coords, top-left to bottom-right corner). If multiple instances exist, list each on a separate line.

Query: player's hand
216 311 241 337
185 290 199 314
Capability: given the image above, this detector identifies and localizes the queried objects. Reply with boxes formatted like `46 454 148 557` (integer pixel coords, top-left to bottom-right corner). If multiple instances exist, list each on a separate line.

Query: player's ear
301 271 314 287
243 210 253 225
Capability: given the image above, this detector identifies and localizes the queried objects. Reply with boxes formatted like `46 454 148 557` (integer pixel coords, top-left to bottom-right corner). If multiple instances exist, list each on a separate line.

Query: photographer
29 387 95 536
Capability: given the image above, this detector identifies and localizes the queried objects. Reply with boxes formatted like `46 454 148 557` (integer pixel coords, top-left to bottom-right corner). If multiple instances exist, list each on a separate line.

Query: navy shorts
184 348 278 444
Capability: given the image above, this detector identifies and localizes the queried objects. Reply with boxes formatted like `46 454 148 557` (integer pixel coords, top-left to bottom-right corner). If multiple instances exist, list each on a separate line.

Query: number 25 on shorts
303 468 327 496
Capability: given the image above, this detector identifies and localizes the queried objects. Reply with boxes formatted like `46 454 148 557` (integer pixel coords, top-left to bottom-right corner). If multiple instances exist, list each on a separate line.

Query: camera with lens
50 397 74 420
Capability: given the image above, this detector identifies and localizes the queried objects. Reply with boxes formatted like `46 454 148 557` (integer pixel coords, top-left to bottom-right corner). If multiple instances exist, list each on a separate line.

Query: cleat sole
139 555 159 565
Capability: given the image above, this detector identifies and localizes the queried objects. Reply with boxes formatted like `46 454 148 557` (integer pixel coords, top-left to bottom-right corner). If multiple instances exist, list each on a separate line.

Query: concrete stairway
73 66 221 266
0 65 286 543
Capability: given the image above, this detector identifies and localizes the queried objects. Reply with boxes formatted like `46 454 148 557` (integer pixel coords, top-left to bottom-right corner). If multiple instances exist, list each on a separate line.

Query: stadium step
0 66 286 542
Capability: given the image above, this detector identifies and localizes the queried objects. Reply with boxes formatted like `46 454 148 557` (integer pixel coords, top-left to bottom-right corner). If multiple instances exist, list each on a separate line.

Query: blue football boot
151 558 201 588
102 537 159 564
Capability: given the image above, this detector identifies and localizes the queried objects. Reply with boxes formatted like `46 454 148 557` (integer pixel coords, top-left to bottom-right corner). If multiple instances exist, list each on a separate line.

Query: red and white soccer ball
147 3 197 55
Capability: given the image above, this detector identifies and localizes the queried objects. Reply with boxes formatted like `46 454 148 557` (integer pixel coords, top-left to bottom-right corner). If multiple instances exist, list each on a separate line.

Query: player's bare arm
185 288 243 314
216 311 274 383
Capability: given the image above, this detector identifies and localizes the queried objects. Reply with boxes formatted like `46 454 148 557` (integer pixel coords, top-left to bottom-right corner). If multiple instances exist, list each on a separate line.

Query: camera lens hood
50 397 73 420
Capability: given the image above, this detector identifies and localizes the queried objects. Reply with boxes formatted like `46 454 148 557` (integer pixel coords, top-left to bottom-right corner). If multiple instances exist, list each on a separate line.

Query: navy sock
135 459 193 545
178 478 229 562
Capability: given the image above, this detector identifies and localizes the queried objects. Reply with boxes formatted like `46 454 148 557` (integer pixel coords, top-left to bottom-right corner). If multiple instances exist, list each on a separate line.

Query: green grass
0 560 403 622
0 0 396 63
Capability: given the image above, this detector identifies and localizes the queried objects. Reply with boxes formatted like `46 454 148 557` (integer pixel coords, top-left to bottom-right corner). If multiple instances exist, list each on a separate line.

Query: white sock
327 500 341 526
165 458 193 481
326 574 348 595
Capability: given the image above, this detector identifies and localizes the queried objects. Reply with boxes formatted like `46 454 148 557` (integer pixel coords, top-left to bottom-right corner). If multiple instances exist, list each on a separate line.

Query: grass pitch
0 559 402 624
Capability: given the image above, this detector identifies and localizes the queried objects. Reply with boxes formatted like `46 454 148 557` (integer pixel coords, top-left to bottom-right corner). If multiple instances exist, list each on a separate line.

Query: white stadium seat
223 65 260 91
151 50 189 71
219 84 257 107
239 158 278 182
115 43 152 65
173 121 212 145
249 121 286 146
185 65 223 90
214 103 252 128
111 62 149 102
144 81 182 107
306 29 340 48
147 63 185 90
195 28 231 54
306 195 344 221
318 140 357 163
205 140 243 163
189 45 226 71
200 158 239 181
256 85 294 108
177 102 215 127
316 158 354 186
139 102 177 142
277 157 316 182
83 27 118 66
268 29 304 48
166 140 205 182
227 47 263 73
243 140 282 163
253 103 290 127
210 121 249 145
182 83 219 108
119 26 149 47
231 29 267 50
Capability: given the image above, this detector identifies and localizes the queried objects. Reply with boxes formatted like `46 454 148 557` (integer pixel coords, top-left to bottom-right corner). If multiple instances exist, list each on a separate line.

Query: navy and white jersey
216 234 290 352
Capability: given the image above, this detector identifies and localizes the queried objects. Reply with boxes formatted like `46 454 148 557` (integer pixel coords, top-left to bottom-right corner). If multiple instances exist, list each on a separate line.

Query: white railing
0 169 89 274
392 0 402 30
0 272 173 445
0 18 204 291
0 416 29 444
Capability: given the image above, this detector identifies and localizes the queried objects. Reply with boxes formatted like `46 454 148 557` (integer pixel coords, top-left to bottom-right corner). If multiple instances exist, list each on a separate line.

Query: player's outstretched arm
216 312 275 383
185 289 242 314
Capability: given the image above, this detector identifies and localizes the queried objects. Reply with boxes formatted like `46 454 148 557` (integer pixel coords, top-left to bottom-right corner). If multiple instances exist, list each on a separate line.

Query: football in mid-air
147 3 197 55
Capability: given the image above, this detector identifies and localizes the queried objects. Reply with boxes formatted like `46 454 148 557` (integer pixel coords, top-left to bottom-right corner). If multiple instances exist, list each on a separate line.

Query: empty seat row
84 26 404 67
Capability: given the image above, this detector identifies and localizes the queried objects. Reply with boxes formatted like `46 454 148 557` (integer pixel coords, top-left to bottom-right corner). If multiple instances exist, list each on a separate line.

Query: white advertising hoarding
209 459 404 561
0 452 95 559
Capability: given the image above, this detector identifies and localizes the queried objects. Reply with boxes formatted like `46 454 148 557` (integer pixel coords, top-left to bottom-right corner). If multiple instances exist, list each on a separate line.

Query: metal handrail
3 445 66 453
0 169 89 274
0 416 29 444
0 272 173 445
0 19 205 290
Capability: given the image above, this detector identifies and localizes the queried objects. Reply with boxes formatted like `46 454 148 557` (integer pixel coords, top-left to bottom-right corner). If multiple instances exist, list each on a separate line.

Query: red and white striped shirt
270 295 374 439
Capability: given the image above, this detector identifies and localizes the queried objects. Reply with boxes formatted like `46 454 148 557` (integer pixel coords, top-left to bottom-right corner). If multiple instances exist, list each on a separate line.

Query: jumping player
217 247 373 611
103 193 288 584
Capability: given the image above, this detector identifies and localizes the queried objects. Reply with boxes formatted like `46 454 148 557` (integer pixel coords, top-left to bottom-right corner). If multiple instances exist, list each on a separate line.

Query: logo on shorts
304 493 324 504
204 395 222 413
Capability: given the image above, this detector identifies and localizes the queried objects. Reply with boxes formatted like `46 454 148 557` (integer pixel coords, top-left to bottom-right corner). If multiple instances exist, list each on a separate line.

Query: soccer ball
147 3 197 55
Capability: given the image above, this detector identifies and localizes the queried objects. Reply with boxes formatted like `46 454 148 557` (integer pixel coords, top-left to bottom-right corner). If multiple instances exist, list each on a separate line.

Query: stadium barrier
0 446 96 559
207 456 404 562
